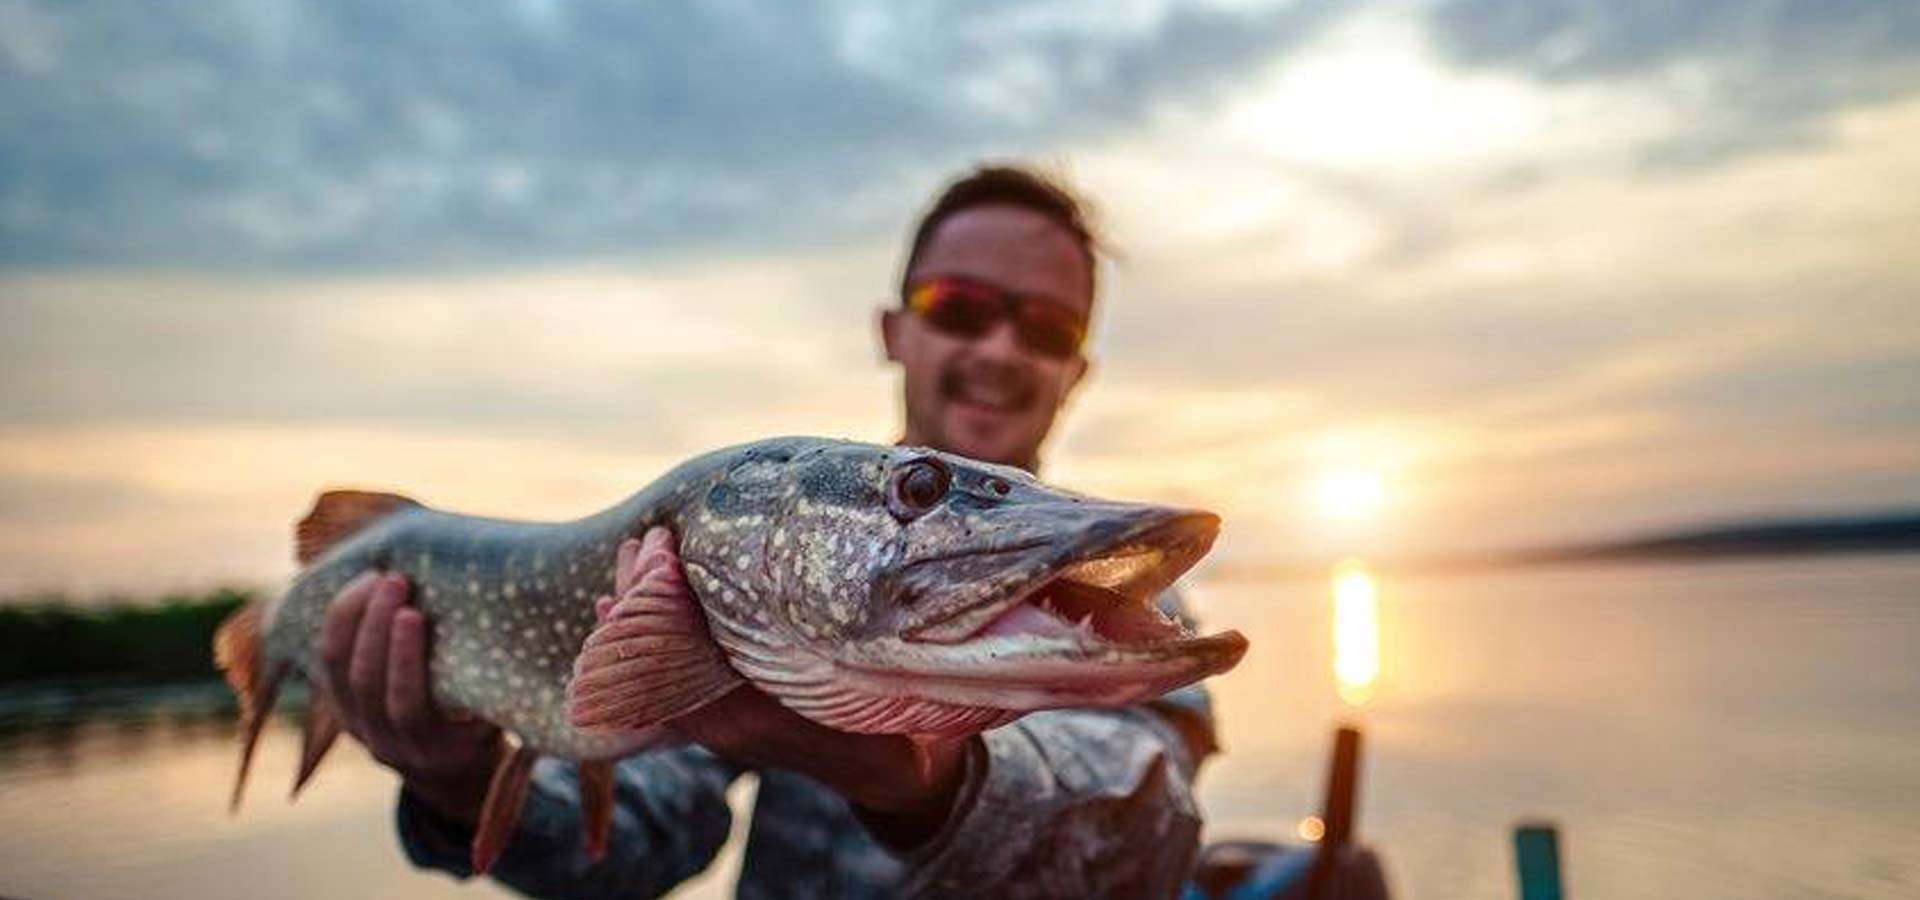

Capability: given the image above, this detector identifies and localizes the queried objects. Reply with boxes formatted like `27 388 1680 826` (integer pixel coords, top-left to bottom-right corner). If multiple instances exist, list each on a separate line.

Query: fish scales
216 436 1247 872
261 446 735 757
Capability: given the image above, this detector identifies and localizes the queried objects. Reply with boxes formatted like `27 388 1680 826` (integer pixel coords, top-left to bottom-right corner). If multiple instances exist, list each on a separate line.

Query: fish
215 436 1247 872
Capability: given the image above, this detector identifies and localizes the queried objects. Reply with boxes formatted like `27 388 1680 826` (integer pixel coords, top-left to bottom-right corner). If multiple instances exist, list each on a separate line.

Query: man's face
882 204 1092 471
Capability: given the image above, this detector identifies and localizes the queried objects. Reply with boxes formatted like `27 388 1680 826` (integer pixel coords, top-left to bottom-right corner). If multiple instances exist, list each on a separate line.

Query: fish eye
887 458 951 520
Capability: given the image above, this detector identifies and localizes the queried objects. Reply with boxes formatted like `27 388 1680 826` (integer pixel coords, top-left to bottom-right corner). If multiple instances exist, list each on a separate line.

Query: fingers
609 562 691 620
594 594 615 622
319 570 381 727
615 537 641 597
386 606 433 744
631 527 679 585
347 573 407 750
633 560 686 595
606 528 686 620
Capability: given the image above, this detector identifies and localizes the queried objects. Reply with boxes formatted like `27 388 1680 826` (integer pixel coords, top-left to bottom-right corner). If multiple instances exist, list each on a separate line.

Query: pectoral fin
567 588 743 734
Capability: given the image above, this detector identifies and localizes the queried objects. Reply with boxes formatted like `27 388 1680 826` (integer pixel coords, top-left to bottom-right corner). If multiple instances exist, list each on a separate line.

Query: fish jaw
792 503 1247 730
834 628 1248 713
886 503 1221 645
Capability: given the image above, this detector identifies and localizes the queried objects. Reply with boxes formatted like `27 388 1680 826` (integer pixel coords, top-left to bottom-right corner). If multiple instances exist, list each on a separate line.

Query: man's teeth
955 380 1022 411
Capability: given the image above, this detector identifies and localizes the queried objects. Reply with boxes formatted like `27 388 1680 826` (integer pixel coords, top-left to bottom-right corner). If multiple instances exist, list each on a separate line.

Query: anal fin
579 761 615 863
472 740 540 875
291 687 343 799
568 587 744 734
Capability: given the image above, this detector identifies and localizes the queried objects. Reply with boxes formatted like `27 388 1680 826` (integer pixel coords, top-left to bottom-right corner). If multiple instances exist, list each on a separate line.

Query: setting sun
1317 469 1386 521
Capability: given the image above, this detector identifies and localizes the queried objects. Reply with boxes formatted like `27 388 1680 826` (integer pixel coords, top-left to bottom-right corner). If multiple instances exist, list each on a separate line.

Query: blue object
1514 823 1563 900
1185 842 1390 900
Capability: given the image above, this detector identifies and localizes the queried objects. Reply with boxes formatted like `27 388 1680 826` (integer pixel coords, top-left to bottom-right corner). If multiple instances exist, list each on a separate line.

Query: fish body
256 445 732 761
217 436 1246 869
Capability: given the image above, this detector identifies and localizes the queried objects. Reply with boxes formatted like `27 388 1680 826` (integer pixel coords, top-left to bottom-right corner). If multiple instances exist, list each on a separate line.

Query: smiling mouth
903 512 1219 650
942 369 1035 414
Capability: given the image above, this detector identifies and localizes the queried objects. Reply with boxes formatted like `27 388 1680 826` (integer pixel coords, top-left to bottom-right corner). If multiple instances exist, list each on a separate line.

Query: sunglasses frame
901 276 1088 360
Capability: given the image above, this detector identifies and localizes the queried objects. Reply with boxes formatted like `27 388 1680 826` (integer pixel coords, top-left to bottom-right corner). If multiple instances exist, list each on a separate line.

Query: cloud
1032 95 1920 558
0 0 1354 267
2 2 1918 591
1425 0 1920 165
0 246 896 440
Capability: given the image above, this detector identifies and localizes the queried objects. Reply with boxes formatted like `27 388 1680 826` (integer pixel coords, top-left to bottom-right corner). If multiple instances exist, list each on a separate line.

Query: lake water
3 555 1916 899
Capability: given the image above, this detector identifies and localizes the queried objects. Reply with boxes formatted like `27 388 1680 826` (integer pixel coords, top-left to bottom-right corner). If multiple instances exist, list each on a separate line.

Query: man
319 165 1221 898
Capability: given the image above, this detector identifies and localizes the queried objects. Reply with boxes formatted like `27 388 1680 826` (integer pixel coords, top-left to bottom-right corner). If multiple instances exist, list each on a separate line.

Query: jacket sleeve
890 588 1222 900
396 744 746 900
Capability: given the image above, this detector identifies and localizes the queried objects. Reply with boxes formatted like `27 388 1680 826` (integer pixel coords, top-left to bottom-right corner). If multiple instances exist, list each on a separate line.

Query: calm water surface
3 555 1916 899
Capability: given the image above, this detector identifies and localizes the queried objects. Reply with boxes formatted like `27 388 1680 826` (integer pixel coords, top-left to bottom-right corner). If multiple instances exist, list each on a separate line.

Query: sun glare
1332 560 1381 707
1317 469 1386 521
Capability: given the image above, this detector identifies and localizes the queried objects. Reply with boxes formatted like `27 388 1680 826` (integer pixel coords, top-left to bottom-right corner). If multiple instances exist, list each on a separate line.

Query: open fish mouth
904 510 1218 647
856 508 1247 707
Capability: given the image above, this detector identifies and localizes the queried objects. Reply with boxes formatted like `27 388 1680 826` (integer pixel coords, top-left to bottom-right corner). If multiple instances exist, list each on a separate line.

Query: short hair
900 164 1101 302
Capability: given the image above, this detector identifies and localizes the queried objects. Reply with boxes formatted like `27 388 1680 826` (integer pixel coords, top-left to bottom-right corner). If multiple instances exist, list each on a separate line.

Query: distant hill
1425 510 1920 572
1215 510 1920 581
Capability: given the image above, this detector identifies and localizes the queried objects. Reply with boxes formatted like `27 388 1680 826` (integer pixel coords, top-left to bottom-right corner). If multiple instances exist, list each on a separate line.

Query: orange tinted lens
1015 305 1084 359
910 282 1000 338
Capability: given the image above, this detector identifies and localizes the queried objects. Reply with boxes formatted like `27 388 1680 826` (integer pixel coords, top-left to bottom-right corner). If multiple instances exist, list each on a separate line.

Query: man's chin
941 404 1039 467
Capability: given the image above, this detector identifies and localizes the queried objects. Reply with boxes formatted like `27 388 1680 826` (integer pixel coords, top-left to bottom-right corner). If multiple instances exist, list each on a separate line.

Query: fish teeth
1072 613 1096 644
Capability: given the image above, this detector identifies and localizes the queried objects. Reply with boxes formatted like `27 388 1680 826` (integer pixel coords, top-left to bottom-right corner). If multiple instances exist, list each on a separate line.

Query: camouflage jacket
397 595 1218 900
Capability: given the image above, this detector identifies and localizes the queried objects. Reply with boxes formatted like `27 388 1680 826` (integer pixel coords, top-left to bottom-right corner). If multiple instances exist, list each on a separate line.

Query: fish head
681 439 1247 734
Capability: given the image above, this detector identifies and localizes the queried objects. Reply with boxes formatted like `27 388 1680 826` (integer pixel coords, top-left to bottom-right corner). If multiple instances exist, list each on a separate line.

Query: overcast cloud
2 0 1917 592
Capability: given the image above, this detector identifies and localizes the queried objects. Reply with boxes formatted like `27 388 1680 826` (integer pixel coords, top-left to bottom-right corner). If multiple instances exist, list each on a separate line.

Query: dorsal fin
295 490 420 564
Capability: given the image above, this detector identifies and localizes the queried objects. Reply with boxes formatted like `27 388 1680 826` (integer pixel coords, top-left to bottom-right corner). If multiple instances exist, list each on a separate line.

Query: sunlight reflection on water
1332 560 1381 708
2 555 1918 899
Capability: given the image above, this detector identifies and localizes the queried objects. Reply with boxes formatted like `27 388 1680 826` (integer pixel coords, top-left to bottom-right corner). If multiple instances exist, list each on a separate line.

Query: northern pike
216 436 1247 871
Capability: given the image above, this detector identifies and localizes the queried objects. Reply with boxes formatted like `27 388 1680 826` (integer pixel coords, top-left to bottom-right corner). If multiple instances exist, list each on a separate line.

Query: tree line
0 589 253 684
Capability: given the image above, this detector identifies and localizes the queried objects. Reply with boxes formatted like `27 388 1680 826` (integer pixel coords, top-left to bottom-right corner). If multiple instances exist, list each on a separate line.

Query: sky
3 0 1918 595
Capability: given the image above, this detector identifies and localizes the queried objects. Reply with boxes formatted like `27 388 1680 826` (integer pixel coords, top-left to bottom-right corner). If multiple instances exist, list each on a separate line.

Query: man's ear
1064 353 1091 396
879 307 905 363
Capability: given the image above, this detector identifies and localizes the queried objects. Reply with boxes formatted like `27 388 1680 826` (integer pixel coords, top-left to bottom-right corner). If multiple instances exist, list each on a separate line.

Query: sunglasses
902 277 1087 360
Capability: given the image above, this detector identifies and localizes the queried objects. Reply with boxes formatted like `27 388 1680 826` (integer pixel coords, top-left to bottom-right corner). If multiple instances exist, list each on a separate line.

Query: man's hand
601 528 972 848
318 571 503 827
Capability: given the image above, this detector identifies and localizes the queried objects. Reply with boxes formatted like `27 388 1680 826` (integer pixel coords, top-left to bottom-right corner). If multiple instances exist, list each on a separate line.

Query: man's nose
970 318 1027 360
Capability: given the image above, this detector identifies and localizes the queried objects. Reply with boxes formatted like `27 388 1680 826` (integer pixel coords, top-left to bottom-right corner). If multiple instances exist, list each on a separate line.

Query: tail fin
214 601 286 813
